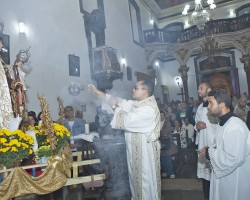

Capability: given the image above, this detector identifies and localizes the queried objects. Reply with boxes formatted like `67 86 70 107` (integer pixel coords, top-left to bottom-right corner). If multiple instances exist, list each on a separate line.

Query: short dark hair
28 111 36 118
141 80 154 96
160 110 165 115
208 88 232 108
64 106 74 111
200 80 212 89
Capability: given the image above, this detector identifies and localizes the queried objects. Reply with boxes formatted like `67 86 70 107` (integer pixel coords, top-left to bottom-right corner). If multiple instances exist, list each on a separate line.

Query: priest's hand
196 121 206 130
199 146 207 157
88 84 106 99
88 84 98 93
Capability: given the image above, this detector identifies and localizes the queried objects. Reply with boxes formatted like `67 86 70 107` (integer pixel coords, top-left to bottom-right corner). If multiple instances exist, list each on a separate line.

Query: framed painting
69 54 80 77
0 34 10 64
128 0 144 47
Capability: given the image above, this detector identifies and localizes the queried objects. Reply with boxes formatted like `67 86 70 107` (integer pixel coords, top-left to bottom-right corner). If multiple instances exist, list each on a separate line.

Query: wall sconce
121 58 127 67
155 61 159 68
175 76 185 102
229 10 236 18
149 18 154 25
175 76 182 87
19 22 26 33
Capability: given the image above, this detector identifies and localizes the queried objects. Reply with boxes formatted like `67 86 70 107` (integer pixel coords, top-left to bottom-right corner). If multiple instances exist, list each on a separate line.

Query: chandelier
182 0 216 30
200 36 221 63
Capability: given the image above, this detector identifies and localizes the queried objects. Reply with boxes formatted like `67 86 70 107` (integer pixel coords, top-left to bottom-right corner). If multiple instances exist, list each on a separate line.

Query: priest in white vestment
195 81 218 200
88 80 161 200
200 88 250 200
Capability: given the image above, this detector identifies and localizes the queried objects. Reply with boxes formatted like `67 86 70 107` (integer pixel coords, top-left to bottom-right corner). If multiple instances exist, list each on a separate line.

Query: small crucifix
176 77 185 102
177 88 185 102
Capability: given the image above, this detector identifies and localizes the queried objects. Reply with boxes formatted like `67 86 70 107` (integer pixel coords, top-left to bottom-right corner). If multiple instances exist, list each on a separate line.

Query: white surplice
195 103 218 180
105 94 161 200
208 116 250 200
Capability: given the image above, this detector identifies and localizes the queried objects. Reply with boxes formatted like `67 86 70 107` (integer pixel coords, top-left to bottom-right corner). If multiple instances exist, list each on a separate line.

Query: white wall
0 0 161 122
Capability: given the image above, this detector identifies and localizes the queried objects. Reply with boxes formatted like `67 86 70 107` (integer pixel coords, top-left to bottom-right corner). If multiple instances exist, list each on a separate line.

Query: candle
85 123 89 134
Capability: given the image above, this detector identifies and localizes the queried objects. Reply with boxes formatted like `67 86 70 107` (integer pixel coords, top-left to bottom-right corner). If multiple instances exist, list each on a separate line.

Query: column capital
240 55 250 72
178 65 189 78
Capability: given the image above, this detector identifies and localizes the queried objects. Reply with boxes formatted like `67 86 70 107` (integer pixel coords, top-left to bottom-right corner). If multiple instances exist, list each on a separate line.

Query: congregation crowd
157 82 250 200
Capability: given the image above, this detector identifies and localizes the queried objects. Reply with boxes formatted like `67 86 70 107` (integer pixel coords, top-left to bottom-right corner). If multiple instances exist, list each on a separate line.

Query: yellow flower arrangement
30 123 70 157
0 129 34 168
36 145 53 158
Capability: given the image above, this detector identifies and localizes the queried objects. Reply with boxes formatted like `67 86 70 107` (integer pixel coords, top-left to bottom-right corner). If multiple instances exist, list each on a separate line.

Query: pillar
178 65 189 102
240 55 250 95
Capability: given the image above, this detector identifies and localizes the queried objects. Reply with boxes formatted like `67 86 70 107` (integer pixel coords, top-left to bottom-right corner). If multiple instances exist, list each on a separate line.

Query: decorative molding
144 28 250 65
235 35 250 55
175 48 190 64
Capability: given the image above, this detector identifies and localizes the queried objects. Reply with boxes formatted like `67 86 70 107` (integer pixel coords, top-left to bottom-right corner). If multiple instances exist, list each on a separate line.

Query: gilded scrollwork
175 48 190 64
145 49 157 63
235 36 250 54
38 94 57 154
56 96 65 125
240 55 250 72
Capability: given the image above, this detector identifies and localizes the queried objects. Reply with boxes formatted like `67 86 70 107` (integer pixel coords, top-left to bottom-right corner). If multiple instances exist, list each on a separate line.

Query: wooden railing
143 13 250 44
0 151 106 186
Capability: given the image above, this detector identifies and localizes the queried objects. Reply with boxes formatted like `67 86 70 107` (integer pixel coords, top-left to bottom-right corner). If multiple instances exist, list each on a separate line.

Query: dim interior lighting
155 61 159 68
182 4 190 15
175 76 182 87
184 21 190 28
121 58 126 66
182 0 216 30
229 10 236 18
19 22 26 33
149 18 154 25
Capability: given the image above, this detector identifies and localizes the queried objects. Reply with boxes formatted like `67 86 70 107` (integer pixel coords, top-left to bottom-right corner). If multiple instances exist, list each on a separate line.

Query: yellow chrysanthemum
11 147 18 152
0 128 34 168
0 137 7 143
29 149 33 154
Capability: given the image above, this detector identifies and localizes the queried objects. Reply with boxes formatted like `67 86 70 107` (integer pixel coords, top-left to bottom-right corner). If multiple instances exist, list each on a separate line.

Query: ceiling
154 0 192 9
140 0 246 23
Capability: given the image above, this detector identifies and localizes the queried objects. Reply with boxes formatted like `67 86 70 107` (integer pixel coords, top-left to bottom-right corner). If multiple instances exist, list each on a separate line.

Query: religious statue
6 47 31 119
0 37 31 129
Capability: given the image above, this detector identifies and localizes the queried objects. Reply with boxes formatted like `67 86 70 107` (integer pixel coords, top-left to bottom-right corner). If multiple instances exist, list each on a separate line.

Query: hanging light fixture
182 0 216 30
